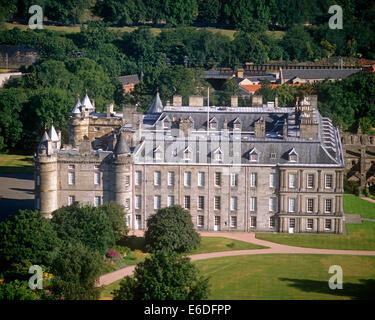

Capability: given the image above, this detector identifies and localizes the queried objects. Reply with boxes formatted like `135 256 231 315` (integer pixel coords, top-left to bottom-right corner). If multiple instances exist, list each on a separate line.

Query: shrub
100 202 129 242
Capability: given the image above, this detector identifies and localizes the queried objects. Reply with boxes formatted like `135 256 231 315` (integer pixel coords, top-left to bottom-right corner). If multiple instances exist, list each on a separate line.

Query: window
198 196 204 210
184 196 191 209
214 196 221 210
250 197 257 212
125 198 130 210
167 195 175 207
250 154 258 162
135 195 142 209
184 171 191 187
289 173 296 188
36 175 40 186
230 216 237 228
94 127 100 132
250 216 257 228
154 171 161 186
210 120 217 130
125 175 130 186
269 173 276 188
269 197 276 212
250 172 257 187
215 151 222 161
94 196 101 207
270 153 276 160
68 195 75 206
168 171 175 186
307 219 313 230
68 172 75 185
125 214 131 227
325 219 332 230
307 174 314 189
135 171 142 186
289 154 297 162
36 198 40 210
94 172 100 185
215 172 222 186
231 173 238 187
230 197 238 211
198 172 205 187
197 215 204 227
307 198 314 213
269 217 275 228
325 174 333 189
289 198 296 213
68 165 75 170
154 150 162 161
154 195 161 210
325 199 332 213
234 122 241 130
184 149 191 160
289 218 295 228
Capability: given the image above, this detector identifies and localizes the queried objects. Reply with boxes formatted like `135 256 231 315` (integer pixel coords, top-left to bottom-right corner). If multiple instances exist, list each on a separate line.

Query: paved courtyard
0 173 34 220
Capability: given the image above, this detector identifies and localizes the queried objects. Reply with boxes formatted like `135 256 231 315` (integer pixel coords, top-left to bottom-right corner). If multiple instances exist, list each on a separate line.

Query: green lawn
344 194 375 219
194 254 375 300
0 154 33 173
100 278 123 300
256 222 375 250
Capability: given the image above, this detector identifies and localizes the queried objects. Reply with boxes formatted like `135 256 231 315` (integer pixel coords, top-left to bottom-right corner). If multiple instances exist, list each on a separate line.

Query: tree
218 78 240 106
281 24 316 61
0 0 17 22
101 202 129 242
232 32 268 64
0 210 60 280
0 280 41 300
145 205 200 253
51 204 115 254
197 0 221 24
163 0 199 26
50 241 103 300
112 250 210 300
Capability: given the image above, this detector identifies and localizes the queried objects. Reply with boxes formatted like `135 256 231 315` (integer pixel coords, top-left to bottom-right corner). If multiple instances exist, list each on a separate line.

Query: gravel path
97 231 375 287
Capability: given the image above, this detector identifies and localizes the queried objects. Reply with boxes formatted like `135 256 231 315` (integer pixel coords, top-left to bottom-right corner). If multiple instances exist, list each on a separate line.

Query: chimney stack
254 117 265 137
252 95 263 107
231 96 238 107
188 96 204 107
173 95 182 107
107 103 114 118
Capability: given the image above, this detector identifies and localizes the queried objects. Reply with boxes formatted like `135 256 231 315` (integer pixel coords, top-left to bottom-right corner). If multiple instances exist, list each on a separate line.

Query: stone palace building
34 92 345 234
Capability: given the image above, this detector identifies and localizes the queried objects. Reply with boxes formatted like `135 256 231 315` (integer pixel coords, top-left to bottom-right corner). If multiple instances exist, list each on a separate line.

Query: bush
0 280 42 300
344 178 360 195
100 202 129 242
145 205 200 253
365 187 371 198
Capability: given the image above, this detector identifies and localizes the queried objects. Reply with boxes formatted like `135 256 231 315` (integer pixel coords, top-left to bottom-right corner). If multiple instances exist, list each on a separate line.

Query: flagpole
207 87 210 135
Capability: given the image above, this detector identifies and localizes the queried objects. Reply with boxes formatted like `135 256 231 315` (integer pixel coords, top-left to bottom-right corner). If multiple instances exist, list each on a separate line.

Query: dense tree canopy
112 250 210 300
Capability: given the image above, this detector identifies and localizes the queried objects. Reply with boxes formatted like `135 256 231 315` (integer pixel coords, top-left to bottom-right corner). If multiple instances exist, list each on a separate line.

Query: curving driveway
98 231 375 287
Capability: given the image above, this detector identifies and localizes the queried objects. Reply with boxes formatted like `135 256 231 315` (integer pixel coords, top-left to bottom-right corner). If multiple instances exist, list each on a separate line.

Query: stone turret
254 117 265 137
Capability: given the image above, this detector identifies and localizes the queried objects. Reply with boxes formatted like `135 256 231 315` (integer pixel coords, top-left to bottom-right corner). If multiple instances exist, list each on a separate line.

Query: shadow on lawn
279 278 375 300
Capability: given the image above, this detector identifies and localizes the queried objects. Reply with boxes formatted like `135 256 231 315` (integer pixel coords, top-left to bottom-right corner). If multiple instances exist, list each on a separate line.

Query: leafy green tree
218 78 240 106
51 204 115 254
145 205 200 253
0 210 60 279
281 24 316 61
232 32 268 64
197 0 221 23
163 0 199 26
359 117 372 134
0 280 41 300
50 241 103 300
112 250 210 300
0 0 17 22
101 202 129 242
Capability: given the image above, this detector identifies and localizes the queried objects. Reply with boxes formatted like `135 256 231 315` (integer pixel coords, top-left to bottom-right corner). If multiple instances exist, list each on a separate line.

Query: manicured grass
187 236 267 254
194 254 375 300
344 194 375 219
256 222 375 250
0 154 33 173
100 278 122 300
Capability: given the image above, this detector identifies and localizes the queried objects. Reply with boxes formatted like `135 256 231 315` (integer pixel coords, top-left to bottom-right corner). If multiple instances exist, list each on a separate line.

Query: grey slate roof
114 132 131 154
282 68 360 80
147 92 164 114
119 74 140 85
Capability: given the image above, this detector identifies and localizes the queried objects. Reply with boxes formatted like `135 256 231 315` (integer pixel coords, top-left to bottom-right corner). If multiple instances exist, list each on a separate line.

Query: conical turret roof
82 93 94 110
48 124 59 142
72 98 82 114
147 92 163 114
114 132 131 154
40 131 50 143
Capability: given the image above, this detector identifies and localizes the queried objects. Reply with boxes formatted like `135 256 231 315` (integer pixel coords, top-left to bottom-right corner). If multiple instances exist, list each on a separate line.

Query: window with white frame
168 171 175 186
250 153 258 162
184 195 191 209
154 195 161 210
68 165 75 170
307 198 314 213
198 196 204 210
125 175 130 186
269 216 275 228
184 148 191 160
325 174 333 189
94 172 100 185
269 173 276 188
250 197 257 212
230 216 237 228
289 173 296 188
198 172 205 187
167 195 175 207
325 219 332 230
184 171 191 187
231 173 238 187
125 198 130 210
68 172 75 185
135 195 142 209
325 199 332 213
289 218 296 228
154 171 161 186
289 198 296 213
135 171 142 186
214 196 221 210
197 215 204 227
154 150 162 160
307 219 313 230
307 174 314 189
230 197 238 211
250 216 256 228
269 197 276 212
250 172 257 187
94 196 101 207
68 195 75 206
215 172 221 186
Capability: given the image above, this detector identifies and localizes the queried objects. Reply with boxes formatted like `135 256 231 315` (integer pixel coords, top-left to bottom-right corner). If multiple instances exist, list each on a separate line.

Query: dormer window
163 116 171 129
184 146 191 160
213 147 223 161
288 148 298 162
249 148 259 162
209 117 218 130
154 146 162 161
233 118 241 130
270 153 276 159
